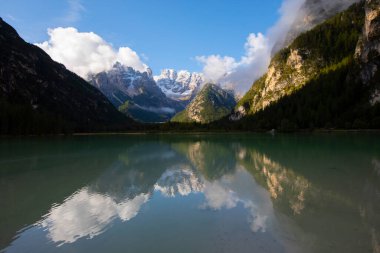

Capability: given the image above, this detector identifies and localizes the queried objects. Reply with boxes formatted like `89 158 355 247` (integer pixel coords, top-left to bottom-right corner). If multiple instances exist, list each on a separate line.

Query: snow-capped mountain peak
160 69 178 80
88 63 184 123
154 69 205 102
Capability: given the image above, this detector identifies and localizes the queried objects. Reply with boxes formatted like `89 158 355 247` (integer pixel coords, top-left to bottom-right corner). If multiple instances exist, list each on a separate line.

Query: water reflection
200 168 272 233
154 167 203 197
1 134 379 253
39 188 149 245
38 148 272 246
238 150 310 215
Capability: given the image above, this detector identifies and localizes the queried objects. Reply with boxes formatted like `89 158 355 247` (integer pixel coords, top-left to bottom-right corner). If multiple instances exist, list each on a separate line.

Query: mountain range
0 0 379 133
88 66 204 123
89 63 185 123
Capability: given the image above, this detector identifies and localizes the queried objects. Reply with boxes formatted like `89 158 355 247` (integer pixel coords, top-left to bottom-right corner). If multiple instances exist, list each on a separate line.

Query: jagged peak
158 69 178 80
155 69 204 80
154 68 205 102
106 62 153 79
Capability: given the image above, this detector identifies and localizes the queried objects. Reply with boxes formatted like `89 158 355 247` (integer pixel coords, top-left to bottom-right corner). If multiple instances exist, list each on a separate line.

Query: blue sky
0 0 282 73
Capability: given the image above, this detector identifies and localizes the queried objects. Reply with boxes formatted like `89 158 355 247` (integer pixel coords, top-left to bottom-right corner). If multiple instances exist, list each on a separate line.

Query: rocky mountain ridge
154 69 204 102
89 63 184 123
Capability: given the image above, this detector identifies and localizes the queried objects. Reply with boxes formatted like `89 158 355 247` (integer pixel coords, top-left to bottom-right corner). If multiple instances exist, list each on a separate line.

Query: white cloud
196 55 237 83
267 0 305 50
196 33 271 94
36 27 148 79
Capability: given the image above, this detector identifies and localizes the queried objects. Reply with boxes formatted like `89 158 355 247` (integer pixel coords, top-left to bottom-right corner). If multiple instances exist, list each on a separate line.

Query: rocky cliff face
154 69 204 102
89 63 184 123
241 48 320 115
172 83 236 124
355 0 380 104
236 2 365 118
0 18 129 133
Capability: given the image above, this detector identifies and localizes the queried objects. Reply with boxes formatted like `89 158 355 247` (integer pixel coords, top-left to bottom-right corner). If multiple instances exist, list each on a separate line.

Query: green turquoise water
0 134 379 253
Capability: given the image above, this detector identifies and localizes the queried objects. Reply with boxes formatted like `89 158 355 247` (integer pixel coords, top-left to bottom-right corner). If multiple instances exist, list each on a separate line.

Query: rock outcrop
355 0 380 104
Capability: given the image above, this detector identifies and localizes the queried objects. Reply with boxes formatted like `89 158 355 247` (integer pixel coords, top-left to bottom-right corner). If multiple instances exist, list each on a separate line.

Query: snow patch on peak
154 69 205 102
159 69 178 80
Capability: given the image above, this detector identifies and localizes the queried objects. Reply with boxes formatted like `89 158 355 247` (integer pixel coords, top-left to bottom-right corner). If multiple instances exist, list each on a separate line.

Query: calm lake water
0 133 379 253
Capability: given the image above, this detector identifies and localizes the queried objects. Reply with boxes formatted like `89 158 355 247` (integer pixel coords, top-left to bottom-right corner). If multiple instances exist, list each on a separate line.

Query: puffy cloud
226 33 272 93
36 27 148 79
196 55 237 83
196 33 271 94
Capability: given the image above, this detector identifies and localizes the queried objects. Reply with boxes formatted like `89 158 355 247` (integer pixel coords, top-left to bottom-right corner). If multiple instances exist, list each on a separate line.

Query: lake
0 133 379 253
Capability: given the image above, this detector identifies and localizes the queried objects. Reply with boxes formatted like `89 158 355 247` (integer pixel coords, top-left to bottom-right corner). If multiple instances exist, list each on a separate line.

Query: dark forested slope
0 18 132 134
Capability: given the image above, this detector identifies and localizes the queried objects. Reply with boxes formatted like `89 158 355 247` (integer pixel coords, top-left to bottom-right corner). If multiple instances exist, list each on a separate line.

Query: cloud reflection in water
39 188 150 245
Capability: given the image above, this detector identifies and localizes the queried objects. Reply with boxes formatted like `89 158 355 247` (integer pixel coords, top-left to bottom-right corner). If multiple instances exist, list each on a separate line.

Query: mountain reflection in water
1 134 379 253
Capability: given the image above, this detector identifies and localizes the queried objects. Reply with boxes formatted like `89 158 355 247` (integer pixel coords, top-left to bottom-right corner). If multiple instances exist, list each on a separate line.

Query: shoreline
1 129 380 138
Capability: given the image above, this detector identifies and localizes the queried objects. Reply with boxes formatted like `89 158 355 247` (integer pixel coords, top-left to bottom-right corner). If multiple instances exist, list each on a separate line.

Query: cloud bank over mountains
36 0 361 93
36 27 148 79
